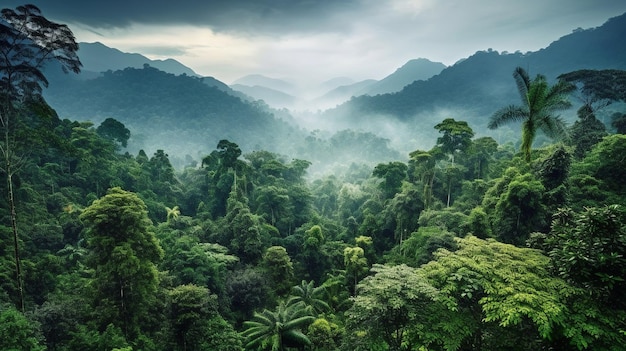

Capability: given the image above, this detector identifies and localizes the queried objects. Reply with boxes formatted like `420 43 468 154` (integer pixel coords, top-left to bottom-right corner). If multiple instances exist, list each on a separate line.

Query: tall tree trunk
2 109 24 312
8 169 24 312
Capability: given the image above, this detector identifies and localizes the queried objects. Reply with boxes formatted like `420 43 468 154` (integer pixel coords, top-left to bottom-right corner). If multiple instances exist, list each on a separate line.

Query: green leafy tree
222 188 265 264
169 284 242 351
568 104 607 159
384 183 424 245
397 226 457 266
80 187 164 341
558 69 626 105
408 149 441 209
96 117 130 148
372 161 408 199
419 236 576 350
544 205 626 308
226 267 272 325
434 118 475 163
0 4 81 311
489 171 546 245
343 246 369 296
262 246 295 297
488 67 575 162
0 306 46 351
241 301 315 351
306 317 342 351
466 136 499 180
344 264 440 351
571 134 626 208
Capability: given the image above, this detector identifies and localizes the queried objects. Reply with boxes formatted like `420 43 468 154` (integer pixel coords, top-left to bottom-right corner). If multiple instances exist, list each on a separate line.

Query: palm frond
283 315 315 330
513 66 531 107
539 115 568 140
488 105 527 129
282 329 312 347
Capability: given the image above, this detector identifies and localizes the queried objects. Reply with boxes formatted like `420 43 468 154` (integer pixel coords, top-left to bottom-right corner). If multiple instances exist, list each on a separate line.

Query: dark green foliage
0 306 46 351
611 111 626 133
168 284 242 351
2 11 626 349
544 206 626 308
568 104 608 159
396 226 458 266
491 172 546 245
372 161 407 199
559 69 626 104
96 118 130 148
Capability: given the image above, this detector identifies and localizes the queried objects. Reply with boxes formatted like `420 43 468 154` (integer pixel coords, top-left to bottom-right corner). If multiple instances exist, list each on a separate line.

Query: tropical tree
568 103 607 159
169 284 242 351
80 187 164 341
0 306 46 351
344 264 440 351
262 246 295 297
488 67 575 162
558 69 626 105
96 117 130 148
287 280 330 315
434 118 475 163
166 205 181 223
241 301 315 351
0 3 81 311
372 161 408 199
419 236 578 350
343 246 369 296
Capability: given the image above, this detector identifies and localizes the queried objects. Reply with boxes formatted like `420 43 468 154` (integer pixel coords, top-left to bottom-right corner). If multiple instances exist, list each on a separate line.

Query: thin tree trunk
8 170 24 312
2 109 24 312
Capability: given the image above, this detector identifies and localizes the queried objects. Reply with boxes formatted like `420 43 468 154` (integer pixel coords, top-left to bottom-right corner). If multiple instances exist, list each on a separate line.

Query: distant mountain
313 79 377 109
78 42 198 76
42 65 402 173
318 77 356 91
364 58 447 95
60 42 249 101
230 84 297 109
232 74 296 94
322 12 626 150
43 65 303 159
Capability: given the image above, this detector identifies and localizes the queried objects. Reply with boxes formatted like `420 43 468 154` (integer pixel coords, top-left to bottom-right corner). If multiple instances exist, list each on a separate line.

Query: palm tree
165 205 180 223
242 301 315 351
488 67 575 162
287 280 330 315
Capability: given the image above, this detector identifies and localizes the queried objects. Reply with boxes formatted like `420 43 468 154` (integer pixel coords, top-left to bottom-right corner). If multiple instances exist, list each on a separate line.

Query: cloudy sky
4 1 626 85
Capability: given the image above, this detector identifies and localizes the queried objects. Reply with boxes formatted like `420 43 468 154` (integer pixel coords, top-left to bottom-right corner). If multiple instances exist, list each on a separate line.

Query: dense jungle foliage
2 4 626 351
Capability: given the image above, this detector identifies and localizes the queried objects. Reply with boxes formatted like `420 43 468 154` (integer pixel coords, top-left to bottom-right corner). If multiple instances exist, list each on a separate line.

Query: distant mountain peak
232 74 296 93
364 58 447 95
78 41 198 77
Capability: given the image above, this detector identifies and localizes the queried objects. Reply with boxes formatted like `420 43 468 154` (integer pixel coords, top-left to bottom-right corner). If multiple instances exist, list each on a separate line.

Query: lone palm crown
488 66 575 162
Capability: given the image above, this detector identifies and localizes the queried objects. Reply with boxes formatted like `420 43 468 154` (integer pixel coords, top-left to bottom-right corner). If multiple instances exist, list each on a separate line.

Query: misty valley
2 4 626 351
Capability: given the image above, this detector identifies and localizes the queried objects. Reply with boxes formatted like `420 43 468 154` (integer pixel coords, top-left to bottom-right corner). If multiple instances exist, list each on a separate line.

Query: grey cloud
1 0 362 34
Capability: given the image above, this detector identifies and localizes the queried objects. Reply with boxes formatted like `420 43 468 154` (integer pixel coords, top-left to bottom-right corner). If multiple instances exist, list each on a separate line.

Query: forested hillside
322 12 626 146
2 4 626 351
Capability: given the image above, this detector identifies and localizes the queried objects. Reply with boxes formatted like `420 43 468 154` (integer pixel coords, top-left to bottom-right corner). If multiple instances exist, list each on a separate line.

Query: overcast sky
4 1 626 85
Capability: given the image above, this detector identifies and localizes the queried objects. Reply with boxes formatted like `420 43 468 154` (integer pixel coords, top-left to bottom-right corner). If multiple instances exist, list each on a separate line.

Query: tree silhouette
0 4 81 311
488 67 574 162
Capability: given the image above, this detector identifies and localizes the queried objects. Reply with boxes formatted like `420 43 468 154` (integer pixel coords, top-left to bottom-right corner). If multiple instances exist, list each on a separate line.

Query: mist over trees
1 4 626 351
